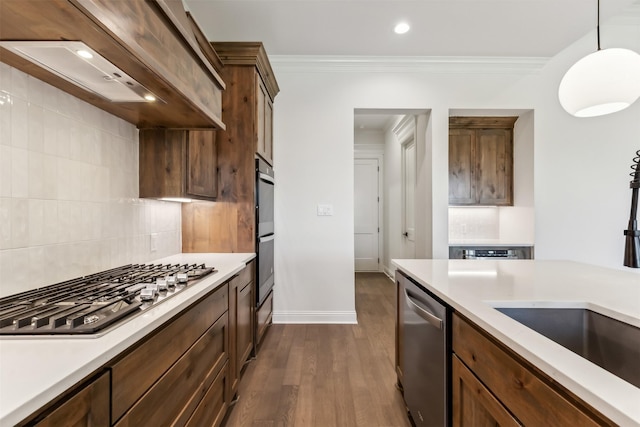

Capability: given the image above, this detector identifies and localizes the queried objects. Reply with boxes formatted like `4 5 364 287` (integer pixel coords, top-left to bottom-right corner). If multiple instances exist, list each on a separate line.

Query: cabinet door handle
402 232 409 237
405 289 443 330
259 172 275 184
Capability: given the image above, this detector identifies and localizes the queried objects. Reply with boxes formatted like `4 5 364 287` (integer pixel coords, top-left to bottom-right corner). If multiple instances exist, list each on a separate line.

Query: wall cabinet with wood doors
213 42 279 167
452 313 615 427
228 260 255 403
182 42 279 253
449 117 517 206
0 0 225 129
139 129 217 201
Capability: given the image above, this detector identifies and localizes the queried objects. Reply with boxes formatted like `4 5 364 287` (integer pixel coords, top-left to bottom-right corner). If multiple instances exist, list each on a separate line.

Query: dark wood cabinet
139 129 217 201
0 0 224 129
182 42 279 253
29 371 110 427
228 261 255 401
25 264 256 427
449 117 516 206
452 313 614 427
110 284 228 423
452 355 521 426
256 75 274 165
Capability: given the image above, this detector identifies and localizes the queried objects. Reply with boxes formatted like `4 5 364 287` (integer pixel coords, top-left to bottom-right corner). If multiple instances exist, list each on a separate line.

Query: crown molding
270 55 549 74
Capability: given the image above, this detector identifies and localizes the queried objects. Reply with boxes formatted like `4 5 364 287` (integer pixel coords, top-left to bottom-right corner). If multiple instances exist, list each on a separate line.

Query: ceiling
184 0 640 131
185 0 639 58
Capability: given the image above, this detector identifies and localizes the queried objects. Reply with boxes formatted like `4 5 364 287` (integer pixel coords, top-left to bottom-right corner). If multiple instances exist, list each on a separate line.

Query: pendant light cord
597 0 601 50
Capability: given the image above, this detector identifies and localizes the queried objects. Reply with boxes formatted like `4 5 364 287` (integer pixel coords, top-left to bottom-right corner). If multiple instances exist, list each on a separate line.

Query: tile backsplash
0 64 181 297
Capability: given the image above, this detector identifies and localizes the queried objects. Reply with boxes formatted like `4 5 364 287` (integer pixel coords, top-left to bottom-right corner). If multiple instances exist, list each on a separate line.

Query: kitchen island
393 259 640 426
0 252 255 426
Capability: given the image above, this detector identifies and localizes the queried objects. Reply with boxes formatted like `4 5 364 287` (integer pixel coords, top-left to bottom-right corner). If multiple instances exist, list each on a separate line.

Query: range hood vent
0 41 162 103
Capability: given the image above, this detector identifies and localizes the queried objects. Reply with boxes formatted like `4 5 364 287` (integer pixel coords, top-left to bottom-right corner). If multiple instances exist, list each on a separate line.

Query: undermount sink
493 306 640 388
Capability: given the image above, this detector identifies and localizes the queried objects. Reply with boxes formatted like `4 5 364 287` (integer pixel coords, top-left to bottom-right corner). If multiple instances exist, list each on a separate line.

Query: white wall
0 64 182 297
271 18 640 322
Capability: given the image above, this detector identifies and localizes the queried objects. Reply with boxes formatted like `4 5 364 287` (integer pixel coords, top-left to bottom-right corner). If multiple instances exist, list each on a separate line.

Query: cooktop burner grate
0 263 215 336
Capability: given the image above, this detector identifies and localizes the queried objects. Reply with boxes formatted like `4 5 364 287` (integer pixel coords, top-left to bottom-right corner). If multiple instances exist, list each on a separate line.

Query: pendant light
558 0 640 117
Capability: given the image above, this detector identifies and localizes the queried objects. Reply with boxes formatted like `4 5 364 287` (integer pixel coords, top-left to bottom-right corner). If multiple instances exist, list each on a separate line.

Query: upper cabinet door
139 129 217 201
449 129 476 205
256 75 273 166
187 131 218 199
476 128 513 205
448 117 516 206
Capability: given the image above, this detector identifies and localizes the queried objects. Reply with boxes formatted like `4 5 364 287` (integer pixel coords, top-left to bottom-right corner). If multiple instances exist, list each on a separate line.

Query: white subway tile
0 198 11 250
0 248 30 297
11 147 28 198
10 198 28 248
26 75 45 107
0 62 11 94
28 151 45 199
28 199 45 246
0 145 11 197
43 109 58 155
10 67 28 100
10 97 28 148
42 154 58 199
0 91 11 147
42 199 58 245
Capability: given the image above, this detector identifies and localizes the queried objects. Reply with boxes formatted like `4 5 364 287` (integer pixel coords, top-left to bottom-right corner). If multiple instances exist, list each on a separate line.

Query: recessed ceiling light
144 94 157 102
394 22 410 34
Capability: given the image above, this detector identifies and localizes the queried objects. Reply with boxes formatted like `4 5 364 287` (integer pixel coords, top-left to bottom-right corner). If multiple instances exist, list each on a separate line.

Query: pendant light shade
559 48 640 117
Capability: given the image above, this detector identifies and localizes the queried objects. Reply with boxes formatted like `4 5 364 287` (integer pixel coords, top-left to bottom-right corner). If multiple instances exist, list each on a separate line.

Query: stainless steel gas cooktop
0 263 216 336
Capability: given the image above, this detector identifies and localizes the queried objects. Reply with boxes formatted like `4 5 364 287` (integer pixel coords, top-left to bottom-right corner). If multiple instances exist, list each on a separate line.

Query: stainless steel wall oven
256 157 274 307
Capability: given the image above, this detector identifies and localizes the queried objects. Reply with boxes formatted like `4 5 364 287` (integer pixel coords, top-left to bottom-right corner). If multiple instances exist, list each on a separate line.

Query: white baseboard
383 265 396 281
273 311 358 324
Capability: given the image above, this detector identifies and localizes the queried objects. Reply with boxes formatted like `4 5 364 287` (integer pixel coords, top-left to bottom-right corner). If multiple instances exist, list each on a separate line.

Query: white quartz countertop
0 253 255 427
392 259 640 427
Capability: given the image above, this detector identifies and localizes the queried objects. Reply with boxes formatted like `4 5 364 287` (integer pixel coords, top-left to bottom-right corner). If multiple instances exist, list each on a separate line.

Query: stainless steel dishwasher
398 270 451 427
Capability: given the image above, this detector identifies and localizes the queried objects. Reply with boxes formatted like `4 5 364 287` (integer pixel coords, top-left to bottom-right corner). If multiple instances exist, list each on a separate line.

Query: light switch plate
317 204 334 216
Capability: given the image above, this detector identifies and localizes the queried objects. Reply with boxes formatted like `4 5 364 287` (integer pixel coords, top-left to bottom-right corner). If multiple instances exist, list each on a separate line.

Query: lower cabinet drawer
115 312 228 427
452 313 610 426
185 362 229 427
31 371 110 427
110 285 228 421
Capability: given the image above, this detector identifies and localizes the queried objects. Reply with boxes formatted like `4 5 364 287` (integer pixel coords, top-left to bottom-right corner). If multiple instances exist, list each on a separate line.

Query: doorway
354 157 382 271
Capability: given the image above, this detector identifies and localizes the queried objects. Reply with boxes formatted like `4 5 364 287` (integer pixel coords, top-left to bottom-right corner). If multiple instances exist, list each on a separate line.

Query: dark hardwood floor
223 272 411 427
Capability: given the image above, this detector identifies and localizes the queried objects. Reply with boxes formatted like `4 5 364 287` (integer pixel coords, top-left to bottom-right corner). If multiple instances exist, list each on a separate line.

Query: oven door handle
259 172 275 184
259 234 275 243
405 289 443 330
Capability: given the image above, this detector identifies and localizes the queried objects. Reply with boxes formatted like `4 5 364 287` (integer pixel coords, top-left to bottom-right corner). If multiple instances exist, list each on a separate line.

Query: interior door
354 158 380 271
402 138 416 258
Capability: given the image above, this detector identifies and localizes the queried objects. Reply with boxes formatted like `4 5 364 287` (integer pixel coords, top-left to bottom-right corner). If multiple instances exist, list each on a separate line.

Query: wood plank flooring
223 272 411 427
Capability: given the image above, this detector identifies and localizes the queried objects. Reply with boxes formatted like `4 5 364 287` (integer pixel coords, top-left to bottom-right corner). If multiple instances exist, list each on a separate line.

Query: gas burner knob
156 278 167 291
166 275 176 288
139 288 155 301
177 272 188 284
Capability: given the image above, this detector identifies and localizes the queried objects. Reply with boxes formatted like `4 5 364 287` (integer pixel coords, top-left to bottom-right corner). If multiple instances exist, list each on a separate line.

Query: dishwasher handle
405 289 443 330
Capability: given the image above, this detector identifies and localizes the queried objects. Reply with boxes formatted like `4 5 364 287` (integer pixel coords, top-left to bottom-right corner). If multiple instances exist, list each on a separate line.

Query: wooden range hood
0 0 225 129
